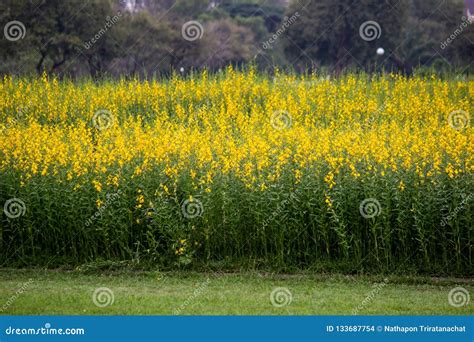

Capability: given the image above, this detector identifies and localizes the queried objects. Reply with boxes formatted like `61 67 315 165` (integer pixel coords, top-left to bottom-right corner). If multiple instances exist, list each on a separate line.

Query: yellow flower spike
324 194 333 208
399 181 406 191
92 180 102 192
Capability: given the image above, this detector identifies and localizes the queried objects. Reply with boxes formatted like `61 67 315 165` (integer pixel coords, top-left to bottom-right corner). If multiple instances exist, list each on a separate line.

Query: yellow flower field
0 69 472 274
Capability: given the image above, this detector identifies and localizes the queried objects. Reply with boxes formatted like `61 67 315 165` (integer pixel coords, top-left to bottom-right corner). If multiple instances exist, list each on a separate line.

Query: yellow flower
92 180 102 192
135 194 145 209
324 194 333 208
324 172 336 189
399 181 406 191
160 184 170 195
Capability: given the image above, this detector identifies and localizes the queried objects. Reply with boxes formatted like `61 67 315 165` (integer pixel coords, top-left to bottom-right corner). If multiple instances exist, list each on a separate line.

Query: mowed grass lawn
0 269 472 315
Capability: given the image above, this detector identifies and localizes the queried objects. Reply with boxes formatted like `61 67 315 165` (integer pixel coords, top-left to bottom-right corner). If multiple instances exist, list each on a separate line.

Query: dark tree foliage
284 0 472 73
284 0 409 72
0 0 471 77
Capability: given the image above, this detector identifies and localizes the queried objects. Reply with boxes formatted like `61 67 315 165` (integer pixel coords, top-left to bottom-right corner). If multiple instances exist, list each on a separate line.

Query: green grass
0 269 472 315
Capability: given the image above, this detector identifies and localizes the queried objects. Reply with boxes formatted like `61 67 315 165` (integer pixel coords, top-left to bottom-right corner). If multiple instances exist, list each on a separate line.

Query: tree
197 19 256 70
1 0 120 76
284 0 409 72
114 11 176 77
386 0 472 73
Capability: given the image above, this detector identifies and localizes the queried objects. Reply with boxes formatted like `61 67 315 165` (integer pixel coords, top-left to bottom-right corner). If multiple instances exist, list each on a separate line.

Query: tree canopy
0 0 471 77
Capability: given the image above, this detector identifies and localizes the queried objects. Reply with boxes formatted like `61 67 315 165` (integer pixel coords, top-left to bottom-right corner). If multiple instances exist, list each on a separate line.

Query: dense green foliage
0 0 472 77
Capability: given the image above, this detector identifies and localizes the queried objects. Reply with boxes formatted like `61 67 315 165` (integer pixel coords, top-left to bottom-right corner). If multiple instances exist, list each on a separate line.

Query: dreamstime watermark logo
448 110 470 130
359 198 381 218
4 198 26 219
92 109 114 130
181 21 204 41
270 110 292 130
155 271 164 281
352 279 388 315
441 193 472 227
262 190 301 229
0 279 34 313
173 278 210 314
440 15 473 50
468 9 474 23
85 190 122 227
4 104 31 130
4 21 26 41
359 21 381 41
448 287 470 308
84 11 123 50
181 197 204 219
30 0 45 7
1 119 18 132
92 287 115 307
262 12 300 50
362 103 384 130
5 323 85 336
270 287 292 307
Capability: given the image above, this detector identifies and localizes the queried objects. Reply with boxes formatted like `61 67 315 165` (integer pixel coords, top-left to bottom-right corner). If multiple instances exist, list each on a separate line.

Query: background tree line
0 0 472 77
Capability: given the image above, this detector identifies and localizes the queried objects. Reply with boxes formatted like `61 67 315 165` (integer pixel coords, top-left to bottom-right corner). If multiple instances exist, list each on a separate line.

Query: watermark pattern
173 278 210 314
30 0 45 5
182 21 204 41
270 287 292 307
441 193 472 227
4 21 26 41
468 8 474 23
85 191 122 227
0 279 34 313
262 190 301 228
352 279 388 315
4 198 26 219
362 102 385 130
359 198 381 218
1 105 29 132
448 110 470 130
262 12 300 50
30 0 45 6
359 21 381 41
92 109 114 130
5 323 85 336
92 287 115 307
84 11 123 50
440 15 473 50
448 287 470 307
155 271 164 281
181 197 204 219
270 110 292 130
3 115 20 131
